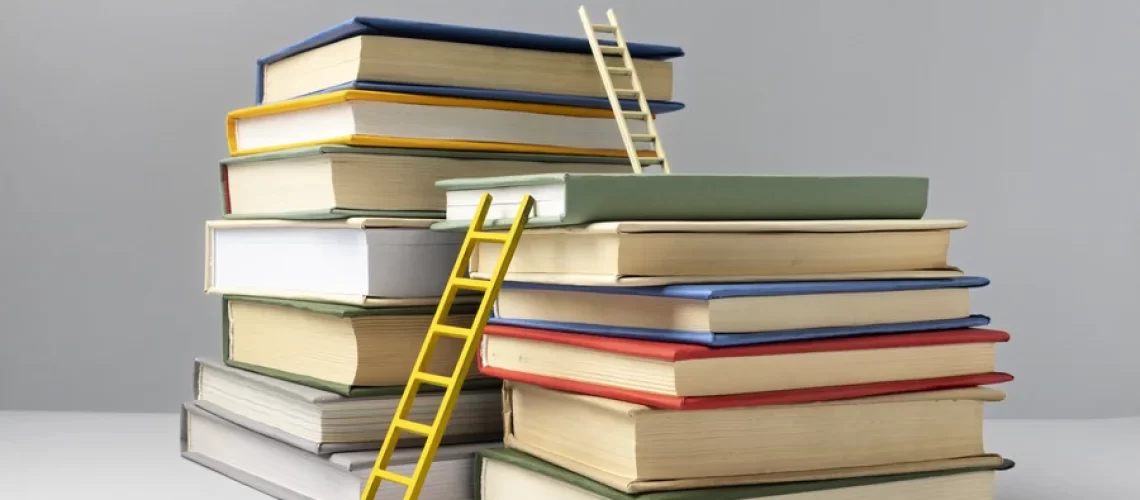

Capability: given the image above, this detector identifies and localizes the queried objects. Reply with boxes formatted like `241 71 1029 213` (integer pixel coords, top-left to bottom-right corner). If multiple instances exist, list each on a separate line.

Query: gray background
0 0 1134 419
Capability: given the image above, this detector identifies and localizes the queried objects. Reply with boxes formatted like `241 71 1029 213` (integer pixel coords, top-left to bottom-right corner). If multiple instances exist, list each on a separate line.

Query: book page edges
502 435 1005 494
206 218 440 230
227 134 653 158
473 269 965 286
205 286 474 308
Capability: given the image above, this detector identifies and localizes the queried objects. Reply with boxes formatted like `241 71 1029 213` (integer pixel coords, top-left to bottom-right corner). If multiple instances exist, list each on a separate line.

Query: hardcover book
255 16 684 104
477 448 1013 500
478 324 1013 409
181 402 493 500
194 358 501 453
225 90 677 157
489 277 992 346
465 219 968 286
434 173 931 230
219 296 497 396
204 218 478 305
220 146 632 220
502 382 1009 493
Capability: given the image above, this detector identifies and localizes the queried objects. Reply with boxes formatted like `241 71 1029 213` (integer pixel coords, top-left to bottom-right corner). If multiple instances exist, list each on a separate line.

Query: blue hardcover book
489 277 992 347
255 16 686 110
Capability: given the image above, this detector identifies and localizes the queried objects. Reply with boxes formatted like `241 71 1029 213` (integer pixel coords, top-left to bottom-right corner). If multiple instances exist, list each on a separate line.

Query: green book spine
474 448 1015 500
219 297 494 397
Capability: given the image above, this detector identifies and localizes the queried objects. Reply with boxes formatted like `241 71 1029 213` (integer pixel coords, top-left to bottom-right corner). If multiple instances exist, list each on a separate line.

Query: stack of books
180 16 686 500
436 174 1017 499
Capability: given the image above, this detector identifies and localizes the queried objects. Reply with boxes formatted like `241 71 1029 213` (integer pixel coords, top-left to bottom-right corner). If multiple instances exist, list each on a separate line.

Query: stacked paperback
443 174 1017 499
182 16 686 500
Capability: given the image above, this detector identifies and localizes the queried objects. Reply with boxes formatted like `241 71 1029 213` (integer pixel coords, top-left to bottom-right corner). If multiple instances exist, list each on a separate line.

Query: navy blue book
255 16 685 111
489 277 992 347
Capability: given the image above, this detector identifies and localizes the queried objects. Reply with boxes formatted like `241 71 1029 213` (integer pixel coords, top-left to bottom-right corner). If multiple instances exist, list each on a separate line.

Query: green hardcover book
219 146 632 220
432 173 929 230
220 295 499 397
475 448 1014 500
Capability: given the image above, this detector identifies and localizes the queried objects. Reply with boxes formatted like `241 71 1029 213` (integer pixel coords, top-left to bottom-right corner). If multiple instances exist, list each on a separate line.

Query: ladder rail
578 6 671 174
578 6 642 173
361 193 534 500
606 8 670 174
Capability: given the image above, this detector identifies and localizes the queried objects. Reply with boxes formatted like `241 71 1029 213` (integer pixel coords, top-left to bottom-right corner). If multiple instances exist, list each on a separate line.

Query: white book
204 218 465 306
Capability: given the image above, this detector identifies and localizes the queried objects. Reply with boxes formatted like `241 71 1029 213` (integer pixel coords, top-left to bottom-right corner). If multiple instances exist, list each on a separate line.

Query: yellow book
225 90 658 157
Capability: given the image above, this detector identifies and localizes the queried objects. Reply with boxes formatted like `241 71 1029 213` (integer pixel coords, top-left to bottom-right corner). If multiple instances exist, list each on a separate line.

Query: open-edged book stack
187 14 690 500
426 171 1017 499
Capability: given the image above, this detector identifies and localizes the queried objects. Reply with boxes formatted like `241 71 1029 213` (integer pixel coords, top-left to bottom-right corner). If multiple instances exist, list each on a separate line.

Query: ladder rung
431 324 473 340
394 418 435 437
372 469 413 487
622 111 648 120
451 277 490 291
629 133 657 142
592 23 617 33
613 88 640 97
413 371 456 388
606 66 632 75
638 156 666 164
599 45 624 55
470 231 510 243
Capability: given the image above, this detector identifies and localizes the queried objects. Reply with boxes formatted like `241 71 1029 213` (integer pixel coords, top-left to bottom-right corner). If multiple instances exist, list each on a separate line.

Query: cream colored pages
471 269 966 286
521 219 969 235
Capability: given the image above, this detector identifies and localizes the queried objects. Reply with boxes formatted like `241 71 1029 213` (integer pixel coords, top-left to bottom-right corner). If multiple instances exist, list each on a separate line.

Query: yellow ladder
579 6 671 174
360 193 534 500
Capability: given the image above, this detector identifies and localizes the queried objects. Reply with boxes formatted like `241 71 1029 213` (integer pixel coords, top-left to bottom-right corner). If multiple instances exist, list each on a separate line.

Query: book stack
434 174 1018 499
180 16 687 500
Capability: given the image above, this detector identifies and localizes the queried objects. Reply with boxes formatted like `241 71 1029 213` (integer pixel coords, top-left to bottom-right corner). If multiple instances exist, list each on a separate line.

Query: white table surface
0 411 1136 499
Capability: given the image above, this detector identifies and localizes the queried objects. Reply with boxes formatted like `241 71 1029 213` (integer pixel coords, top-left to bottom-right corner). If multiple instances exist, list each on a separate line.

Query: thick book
225 89 674 157
255 16 683 104
204 217 479 306
478 324 1013 409
502 382 1009 493
220 146 632 220
194 358 501 453
489 277 992 347
219 296 498 396
433 173 931 230
181 401 493 500
476 448 1014 500
465 219 968 287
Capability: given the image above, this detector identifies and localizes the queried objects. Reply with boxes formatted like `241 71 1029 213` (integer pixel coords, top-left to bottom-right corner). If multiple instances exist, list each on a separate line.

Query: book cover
474 448 1015 500
490 278 992 347
255 16 684 104
226 90 672 157
218 146 634 220
219 296 498 397
434 173 931 230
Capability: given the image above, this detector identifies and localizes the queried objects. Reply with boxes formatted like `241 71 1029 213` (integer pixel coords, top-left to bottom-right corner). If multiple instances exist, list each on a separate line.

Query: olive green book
475 448 1014 499
433 173 929 230
220 295 499 397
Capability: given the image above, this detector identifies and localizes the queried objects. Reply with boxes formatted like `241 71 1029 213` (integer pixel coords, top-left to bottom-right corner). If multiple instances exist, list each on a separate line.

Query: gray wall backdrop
1 0 1135 419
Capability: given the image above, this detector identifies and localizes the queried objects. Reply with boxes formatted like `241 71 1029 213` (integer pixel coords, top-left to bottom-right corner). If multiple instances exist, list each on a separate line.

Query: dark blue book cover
255 16 686 107
490 277 992 347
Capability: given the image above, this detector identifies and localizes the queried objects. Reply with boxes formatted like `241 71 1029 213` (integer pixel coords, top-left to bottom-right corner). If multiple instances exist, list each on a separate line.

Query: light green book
432 173 929 230
219 145 631 220
475 448 1014 499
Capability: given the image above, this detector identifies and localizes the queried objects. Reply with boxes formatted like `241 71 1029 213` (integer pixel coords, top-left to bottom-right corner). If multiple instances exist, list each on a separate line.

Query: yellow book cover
225 90 658 157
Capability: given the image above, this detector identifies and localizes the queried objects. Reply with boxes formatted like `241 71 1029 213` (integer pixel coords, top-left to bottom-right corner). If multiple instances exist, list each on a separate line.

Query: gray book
193 358 502 454
181 401 496 500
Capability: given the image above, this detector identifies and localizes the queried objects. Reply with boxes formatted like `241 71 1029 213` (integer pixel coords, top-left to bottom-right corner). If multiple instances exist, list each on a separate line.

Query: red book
479 324 1013 410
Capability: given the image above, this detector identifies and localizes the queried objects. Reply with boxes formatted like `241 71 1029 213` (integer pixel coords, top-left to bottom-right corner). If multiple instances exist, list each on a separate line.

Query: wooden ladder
360 193 534 500
579 6 671 174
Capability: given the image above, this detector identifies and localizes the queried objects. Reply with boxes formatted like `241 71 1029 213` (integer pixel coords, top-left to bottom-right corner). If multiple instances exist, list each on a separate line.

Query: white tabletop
0 411 1136 499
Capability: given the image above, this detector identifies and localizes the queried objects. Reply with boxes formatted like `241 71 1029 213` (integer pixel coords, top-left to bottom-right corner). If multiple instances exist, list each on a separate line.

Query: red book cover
479 324 1014 410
